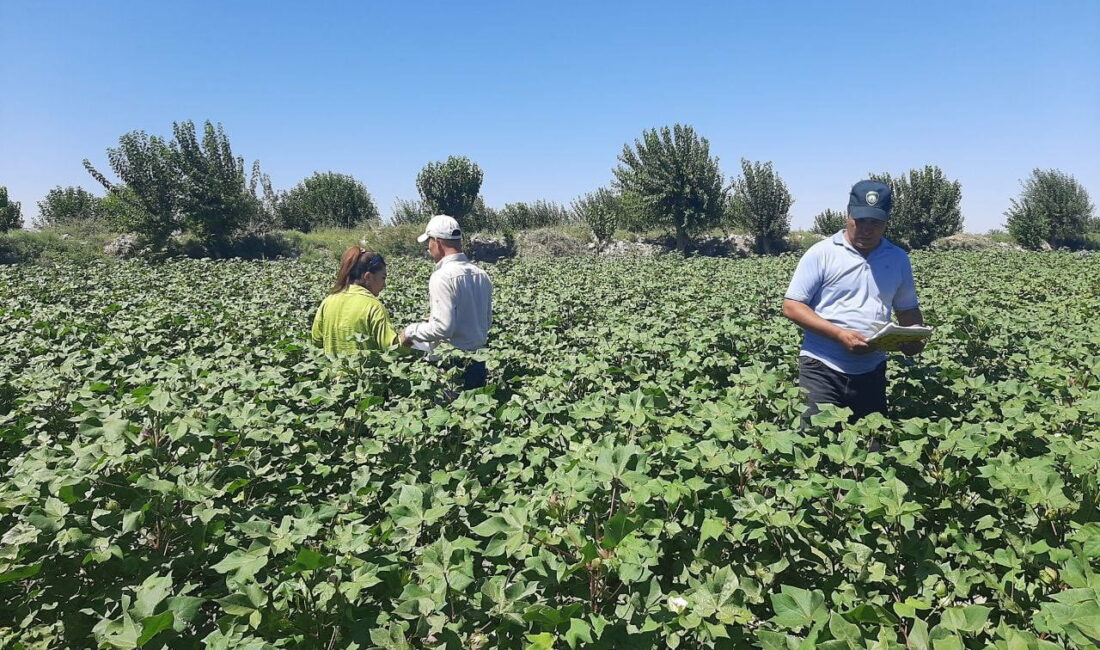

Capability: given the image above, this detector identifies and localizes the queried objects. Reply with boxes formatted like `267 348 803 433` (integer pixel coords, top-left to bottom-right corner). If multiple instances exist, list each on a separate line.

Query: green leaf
132 572 173 619
0 563 42 584
137 611 174 646
602 511 640 548
166 596 204 632
288 548 335 573
525 632 555 650
940 605 992 633
770 584 826 629
909 618 930 650
758 630 795 650
893 597 931 618
842 603 898 625
564 618 592 649
699 516 725 544
217 592 258 616
471 515 514 537
370 622 411 650
932 635 964 650
211 545 269 582
828 612 861 641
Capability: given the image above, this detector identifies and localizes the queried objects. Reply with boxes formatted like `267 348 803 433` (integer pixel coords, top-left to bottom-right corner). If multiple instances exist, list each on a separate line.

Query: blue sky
2 0 1097 231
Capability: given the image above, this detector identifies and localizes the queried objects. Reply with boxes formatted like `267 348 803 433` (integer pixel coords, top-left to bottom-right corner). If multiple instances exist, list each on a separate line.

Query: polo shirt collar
435 252 468 270
345 285 372 297
832 231 893 258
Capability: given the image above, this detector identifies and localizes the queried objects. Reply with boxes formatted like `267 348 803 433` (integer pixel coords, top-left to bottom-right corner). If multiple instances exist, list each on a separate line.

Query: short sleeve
785 246 823 304
892 254 920 311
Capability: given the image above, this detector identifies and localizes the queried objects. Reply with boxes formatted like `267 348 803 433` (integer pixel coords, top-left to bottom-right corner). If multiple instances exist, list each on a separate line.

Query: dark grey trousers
798 356 887 428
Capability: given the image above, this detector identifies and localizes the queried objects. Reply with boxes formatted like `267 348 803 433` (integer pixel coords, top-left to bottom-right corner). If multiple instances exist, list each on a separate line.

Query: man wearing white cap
399 215 493 389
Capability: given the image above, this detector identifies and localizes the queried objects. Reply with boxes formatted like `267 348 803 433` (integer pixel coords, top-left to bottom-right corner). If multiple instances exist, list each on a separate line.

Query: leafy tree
1088 215 1100 234
391 198 429 226
99 186 141 232
497 200 570 231
811 209 846 235
613 124 725 253
85 121 271 252
1005 168 1095 250
247 160 279 233
84 130 179 246
572 188 621 248
278 172 380 232
727 159 793 254
465 196 500 233
867 166 962 250
416 156 484 228
0 186 22 232
35 186 103 229
170 121 260 247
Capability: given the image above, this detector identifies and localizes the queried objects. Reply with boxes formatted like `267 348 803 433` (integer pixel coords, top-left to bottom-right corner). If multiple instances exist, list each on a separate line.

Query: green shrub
390 198 429 226
278 172 380 232
571 188 620 248
727 159 793 254
171 121 260 249
84 121 272 254
811 209 846 235
416 156 483 229
497 200 571 231
360 223 430 258
466 196 501 233
1005 168 1095 250
35 186 104 229
165 230 301 260
786 230 825 253
84 129 180 247
0 186 23 232
0 229 109 265
514 228 590 258
613 124 725 253
868 166 963 250
291 224 428 261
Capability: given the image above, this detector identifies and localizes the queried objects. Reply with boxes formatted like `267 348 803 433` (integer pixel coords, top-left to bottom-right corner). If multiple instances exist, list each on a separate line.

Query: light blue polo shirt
785 231 919 374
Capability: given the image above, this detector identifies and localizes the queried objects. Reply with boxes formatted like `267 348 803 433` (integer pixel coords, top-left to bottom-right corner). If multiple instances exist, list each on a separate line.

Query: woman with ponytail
311 247 402 355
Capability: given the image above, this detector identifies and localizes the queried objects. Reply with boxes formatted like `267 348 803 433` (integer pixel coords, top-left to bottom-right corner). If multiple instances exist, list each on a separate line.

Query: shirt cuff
784 293 812 303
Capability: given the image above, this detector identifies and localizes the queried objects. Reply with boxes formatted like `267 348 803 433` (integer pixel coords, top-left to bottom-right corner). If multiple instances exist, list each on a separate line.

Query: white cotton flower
668 596 689 613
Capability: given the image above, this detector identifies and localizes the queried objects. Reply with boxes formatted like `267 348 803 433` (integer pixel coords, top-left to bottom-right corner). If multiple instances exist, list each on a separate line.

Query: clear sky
2 0 1097 232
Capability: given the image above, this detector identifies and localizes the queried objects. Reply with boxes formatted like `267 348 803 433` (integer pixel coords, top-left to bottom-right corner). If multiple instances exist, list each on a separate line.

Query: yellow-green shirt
311 285 400 355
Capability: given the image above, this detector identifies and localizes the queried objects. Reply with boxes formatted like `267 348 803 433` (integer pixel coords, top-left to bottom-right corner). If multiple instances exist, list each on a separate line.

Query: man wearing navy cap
782 180 925 428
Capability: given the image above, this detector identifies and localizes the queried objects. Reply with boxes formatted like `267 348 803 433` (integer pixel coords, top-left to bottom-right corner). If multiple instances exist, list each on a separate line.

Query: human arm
895 307 925 356
893 257 924 355
367 303 410 353
402 273 456 344
782 299 872 354
782 247 872 354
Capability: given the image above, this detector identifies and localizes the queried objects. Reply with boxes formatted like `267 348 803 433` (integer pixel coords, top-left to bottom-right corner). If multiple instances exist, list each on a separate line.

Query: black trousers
461 360 487 390
798 356 886 428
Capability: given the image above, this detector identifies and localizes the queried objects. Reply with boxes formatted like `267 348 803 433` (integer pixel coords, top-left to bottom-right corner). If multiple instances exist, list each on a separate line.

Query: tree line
0 120 1095 255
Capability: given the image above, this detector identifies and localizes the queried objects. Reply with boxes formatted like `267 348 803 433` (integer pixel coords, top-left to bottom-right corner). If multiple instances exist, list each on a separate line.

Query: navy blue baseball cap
848 180 892 221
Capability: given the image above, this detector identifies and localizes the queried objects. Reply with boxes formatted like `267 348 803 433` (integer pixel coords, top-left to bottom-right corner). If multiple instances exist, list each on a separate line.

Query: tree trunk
675 226 689 254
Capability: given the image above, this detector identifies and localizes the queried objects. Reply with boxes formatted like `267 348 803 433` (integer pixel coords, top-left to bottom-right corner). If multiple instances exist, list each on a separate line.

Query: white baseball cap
417 215 463 242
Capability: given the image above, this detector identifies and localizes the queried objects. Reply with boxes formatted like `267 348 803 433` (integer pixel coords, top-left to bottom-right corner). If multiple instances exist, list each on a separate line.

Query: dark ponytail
332 247 385 294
